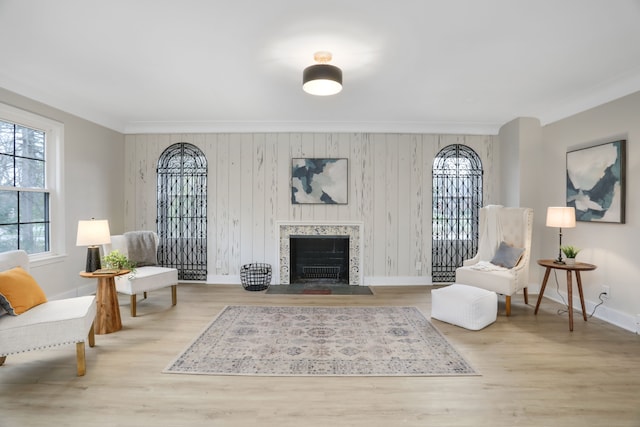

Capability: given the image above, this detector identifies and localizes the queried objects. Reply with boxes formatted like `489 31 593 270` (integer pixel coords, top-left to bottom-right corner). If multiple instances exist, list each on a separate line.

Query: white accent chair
0 250 96 376
455 206 534 316
103 232 178 317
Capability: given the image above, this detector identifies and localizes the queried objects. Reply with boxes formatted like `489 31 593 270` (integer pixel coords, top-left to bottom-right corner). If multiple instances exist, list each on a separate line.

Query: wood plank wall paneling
216 135 230 274
372 134 387 276
124 133 498 282
205 133 218 274
385 134 399 276
240 134 254 266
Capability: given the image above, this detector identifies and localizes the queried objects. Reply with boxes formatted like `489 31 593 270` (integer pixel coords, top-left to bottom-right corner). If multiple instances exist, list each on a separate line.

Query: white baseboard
207 274 242 284
207 275 435 286
541 291 637 334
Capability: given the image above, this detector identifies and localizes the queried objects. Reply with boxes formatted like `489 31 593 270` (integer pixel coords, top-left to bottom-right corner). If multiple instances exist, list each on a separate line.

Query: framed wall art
291 158 348 204
566 140 626 223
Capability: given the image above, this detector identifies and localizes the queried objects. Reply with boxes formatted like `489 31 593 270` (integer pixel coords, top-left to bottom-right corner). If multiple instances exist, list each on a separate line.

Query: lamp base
85 246 102 272
553 259 566 265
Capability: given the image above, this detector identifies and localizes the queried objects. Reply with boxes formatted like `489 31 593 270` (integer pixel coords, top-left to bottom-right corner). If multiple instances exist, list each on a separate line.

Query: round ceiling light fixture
302 51 343 96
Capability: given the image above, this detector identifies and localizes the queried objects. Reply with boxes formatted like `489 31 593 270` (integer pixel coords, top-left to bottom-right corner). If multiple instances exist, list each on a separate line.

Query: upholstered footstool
431 284 497 330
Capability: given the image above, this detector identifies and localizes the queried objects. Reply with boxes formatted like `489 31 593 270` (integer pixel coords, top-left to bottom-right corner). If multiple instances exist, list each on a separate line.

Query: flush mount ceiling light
302 51 343 96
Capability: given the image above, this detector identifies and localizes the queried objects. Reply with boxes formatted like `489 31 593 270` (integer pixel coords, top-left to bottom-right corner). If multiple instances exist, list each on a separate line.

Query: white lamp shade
546 207 576 228
303 78 342 96
76 219 111 246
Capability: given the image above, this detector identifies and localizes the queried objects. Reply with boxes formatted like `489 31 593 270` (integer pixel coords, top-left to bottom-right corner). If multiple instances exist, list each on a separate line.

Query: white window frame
0 103 65 265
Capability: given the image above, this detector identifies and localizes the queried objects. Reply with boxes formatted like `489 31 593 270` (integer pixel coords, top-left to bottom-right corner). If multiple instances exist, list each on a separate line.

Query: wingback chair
455 206 534 316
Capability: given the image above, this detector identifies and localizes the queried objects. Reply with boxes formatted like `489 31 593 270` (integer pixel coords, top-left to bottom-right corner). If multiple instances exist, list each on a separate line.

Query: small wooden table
80 270 130 334
535 259 597 331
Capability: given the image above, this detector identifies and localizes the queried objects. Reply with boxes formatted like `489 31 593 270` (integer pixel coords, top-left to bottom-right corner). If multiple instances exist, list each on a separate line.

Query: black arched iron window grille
157 143 208 281
432 144 483 282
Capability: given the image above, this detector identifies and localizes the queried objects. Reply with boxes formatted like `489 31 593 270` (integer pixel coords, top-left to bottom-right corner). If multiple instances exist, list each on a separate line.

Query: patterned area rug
164 306 478 377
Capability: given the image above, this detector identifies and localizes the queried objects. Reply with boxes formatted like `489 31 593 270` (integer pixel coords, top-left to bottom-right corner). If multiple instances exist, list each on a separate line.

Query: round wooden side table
80 270 130 334
535 259 597 331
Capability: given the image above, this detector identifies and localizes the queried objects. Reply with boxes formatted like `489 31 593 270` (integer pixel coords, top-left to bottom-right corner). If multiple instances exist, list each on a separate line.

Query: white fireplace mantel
276 221 363 285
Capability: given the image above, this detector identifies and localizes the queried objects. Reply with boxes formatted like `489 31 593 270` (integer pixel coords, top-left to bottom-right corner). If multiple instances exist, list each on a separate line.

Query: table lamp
545 207 576 264
76 219 111 272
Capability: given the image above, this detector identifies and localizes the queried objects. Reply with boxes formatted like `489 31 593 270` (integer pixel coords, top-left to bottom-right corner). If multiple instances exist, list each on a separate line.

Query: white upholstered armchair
455 206 534 316
103 231 178 317
0 250 96 376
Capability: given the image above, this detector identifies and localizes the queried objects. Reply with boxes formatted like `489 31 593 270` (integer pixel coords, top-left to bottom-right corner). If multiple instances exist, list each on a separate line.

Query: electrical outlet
216 260 222 269
601 285 610 299
415 262 422 271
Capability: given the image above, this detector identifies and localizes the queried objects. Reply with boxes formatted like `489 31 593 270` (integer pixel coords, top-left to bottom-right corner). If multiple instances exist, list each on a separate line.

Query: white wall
124 133 499 284
0 88 125 298
3 84 637 331
498 119 519 207
498 117 546 287
539 91 640 332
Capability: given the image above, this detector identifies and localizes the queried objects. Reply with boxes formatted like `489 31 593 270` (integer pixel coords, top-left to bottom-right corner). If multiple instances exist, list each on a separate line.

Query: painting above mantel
291 158 348 204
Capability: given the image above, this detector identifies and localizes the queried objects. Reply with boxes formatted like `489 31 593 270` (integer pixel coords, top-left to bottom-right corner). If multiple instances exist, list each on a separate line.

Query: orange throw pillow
0 266 48 315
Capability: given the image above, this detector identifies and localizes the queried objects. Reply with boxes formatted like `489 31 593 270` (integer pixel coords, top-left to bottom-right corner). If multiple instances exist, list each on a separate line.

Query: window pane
15 157 45 188
0 190 18 223
0 224 18 253
15 125 45 160
0 154 15 186
19 223 47 254
0 106 56 256
0 121 14 155
19 191 48 222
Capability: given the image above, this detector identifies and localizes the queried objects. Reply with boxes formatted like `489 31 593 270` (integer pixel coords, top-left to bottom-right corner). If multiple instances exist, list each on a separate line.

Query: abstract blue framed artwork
566 140 626 223
291 158 348 204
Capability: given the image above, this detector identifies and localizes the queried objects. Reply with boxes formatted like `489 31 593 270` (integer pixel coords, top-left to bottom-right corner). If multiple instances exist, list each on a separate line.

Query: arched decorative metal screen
157 143 207 280
432 144 483 282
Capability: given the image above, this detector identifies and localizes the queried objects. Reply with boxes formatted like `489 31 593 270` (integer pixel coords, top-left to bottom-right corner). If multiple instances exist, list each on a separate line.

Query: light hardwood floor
1 284 639 427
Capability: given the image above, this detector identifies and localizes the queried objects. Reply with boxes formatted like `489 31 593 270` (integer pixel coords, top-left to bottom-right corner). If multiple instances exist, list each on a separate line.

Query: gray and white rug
164 305 477 377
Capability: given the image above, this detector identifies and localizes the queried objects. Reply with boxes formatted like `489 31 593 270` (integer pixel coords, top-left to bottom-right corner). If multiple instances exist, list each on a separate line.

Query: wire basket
240 263 272 291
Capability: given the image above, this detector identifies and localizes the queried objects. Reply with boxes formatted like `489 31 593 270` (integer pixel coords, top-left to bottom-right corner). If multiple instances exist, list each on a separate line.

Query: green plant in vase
102 250 136 272
560 245 580 265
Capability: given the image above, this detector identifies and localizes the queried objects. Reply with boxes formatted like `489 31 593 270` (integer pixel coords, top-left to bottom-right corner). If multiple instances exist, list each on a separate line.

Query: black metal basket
240 263 272 291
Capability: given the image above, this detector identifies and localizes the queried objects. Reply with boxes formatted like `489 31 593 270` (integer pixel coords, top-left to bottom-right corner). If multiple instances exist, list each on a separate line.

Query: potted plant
561 245 580 265
102 250 136 272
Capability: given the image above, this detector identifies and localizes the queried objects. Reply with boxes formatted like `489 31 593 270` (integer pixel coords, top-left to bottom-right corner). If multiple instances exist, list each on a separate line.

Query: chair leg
171 284 177 306
0 356 6 366
130 294 137 317
505 295 512 316
88 323 95 347
76 342 86 376
523 287 529 305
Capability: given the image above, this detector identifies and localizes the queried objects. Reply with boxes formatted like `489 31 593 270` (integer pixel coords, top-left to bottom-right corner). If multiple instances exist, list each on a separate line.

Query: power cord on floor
552 269 605 318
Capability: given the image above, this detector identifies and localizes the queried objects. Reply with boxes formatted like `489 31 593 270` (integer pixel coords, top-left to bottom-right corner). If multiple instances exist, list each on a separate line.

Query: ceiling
1 0 640 135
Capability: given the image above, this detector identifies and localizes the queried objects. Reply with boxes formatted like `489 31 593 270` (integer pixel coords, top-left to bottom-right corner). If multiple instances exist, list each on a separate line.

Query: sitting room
0 1 639 426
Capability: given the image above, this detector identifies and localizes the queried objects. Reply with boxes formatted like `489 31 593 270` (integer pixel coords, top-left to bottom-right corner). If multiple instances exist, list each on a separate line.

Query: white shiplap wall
124 133 498 284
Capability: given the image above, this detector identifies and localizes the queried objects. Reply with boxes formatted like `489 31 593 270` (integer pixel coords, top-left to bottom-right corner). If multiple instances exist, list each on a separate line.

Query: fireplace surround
276 221 363 285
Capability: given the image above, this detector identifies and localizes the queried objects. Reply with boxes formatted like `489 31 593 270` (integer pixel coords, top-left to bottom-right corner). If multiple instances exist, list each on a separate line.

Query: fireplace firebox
290 236 349 284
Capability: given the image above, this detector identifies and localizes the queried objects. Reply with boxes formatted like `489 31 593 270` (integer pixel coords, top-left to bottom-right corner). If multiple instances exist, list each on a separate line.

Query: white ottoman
431 284 497 330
